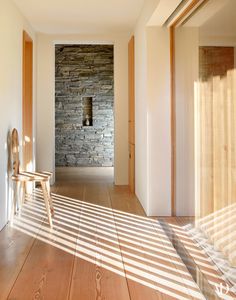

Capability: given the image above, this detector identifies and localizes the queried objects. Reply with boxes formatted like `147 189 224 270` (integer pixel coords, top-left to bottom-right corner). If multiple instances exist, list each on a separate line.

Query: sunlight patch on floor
11 189 206 300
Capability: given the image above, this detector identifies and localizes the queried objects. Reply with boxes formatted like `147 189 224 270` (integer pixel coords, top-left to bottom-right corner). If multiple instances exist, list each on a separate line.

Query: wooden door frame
22 30 33 171
169 0 208 216
128 36 135 193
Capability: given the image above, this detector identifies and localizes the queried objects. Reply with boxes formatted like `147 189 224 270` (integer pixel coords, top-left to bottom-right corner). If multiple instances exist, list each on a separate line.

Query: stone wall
199 47 234 81
55 45 114 167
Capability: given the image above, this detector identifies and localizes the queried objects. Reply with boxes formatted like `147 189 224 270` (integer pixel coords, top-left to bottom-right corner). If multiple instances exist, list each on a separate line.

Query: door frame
169 0 208 216
22 30 33 171
53 42 116 180
128 36 135 193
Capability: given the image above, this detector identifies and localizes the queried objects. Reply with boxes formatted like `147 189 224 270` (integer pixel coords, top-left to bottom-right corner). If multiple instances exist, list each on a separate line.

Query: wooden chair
11 128 54 227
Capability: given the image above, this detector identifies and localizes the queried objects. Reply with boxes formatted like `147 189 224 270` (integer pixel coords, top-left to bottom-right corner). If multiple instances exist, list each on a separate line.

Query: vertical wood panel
129 144 135 195
128 37 135 125
22 31 33 171
128 36 135 193
170 26 176 216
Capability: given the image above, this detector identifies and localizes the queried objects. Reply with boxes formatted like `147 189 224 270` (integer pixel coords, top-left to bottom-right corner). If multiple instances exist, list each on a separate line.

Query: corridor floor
0 167 206 300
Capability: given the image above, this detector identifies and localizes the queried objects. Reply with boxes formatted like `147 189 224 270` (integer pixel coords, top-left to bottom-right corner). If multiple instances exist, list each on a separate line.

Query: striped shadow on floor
9 189 206 300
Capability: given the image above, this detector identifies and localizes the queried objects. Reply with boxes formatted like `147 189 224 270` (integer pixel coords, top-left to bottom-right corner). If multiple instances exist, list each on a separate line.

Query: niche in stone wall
55 44 114 167
82 97 93 126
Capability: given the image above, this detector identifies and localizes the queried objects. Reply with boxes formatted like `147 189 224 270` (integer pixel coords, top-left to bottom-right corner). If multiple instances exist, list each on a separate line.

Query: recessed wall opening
82 96 93 127
55 44 114 181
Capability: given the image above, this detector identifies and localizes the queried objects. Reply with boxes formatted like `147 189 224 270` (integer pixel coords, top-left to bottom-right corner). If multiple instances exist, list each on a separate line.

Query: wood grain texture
0 227 34 300
128 36 135 129
8 240 75 300
128 36 135 194
22 31 33 172
170 26 176 217
69 183 130 300
1 168 204 300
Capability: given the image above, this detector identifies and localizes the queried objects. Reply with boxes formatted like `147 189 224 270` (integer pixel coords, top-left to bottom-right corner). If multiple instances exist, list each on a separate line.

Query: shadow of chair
11 128 54 227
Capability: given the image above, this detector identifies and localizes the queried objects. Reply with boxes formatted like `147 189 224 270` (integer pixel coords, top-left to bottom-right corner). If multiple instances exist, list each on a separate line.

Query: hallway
0 169 205 300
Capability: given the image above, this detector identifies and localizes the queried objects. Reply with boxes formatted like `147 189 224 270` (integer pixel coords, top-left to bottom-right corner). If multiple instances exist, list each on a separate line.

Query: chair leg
46 179 54 216
41 181 53 227
11 181 18 219
21 181 26 206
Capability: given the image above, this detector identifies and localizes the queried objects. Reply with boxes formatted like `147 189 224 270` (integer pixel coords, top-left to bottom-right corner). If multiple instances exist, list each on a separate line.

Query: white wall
0 0 35 230
134 0 159 213
135 1 199 216
146 27 171 216
134 0 172 216
175 27 199 216
36 33 129 185
199 35 236 47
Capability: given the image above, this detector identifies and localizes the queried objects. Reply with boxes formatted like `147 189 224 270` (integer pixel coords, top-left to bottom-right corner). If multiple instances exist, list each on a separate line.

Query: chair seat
12 171 52 182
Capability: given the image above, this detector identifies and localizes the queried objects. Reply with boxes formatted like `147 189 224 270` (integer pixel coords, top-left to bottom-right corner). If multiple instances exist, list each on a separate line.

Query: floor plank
109 186 163 300
0 227 34 300
69 181 130 300
8 239 75 300
0 167 205 300
7 192 76 300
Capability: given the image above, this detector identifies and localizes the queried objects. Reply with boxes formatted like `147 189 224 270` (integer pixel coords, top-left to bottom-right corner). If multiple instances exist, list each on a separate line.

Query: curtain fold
195 70 236 267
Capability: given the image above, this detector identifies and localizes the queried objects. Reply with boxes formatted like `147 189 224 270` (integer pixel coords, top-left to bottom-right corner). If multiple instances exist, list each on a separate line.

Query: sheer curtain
195 70 236 267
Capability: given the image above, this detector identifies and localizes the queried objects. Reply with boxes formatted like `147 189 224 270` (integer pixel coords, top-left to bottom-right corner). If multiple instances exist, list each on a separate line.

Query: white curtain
195 70 236 267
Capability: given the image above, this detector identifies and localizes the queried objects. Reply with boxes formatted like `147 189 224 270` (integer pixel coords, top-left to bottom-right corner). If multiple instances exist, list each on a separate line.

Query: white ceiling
199 0 236 37
185 0 236 37
148 0 183 26
13 0 145 34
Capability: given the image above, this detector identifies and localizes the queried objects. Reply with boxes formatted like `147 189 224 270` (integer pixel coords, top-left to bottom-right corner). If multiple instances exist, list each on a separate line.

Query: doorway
22 31 33 171
172 0 236 288
55 44 114 182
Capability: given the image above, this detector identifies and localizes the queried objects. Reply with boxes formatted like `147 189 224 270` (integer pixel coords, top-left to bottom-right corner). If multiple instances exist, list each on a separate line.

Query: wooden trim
22 30 33 171
170 0 208 216
128 36 135 193
170 26 176 216
171 0 205 27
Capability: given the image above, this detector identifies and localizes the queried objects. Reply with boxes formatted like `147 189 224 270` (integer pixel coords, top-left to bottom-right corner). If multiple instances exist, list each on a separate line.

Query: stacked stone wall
55 44 114 166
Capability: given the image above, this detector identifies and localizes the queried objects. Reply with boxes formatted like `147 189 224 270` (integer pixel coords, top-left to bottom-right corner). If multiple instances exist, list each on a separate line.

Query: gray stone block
55 44 114 167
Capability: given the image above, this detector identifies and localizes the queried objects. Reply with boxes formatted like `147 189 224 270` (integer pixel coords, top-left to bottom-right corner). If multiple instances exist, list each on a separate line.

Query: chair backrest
11 128 20 176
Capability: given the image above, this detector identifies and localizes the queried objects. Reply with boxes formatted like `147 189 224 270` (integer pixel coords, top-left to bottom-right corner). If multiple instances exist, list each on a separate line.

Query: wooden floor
0 167 205 300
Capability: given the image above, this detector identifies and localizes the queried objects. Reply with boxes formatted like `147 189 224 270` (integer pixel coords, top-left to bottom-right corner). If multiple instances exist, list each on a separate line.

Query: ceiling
184 0 236 37
148 0 183 26
13 0 145 34
199 0 236 37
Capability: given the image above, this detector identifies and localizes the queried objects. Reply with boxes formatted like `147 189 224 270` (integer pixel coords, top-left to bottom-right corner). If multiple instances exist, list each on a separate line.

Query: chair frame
11 128 54 227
